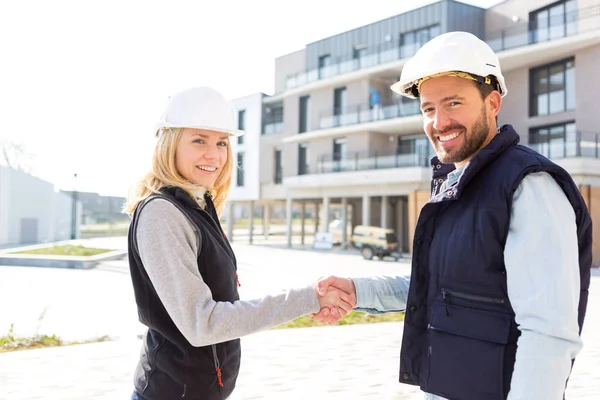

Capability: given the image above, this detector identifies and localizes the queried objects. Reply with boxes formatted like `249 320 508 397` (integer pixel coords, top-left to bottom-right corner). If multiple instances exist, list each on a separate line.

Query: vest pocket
424 301 511 400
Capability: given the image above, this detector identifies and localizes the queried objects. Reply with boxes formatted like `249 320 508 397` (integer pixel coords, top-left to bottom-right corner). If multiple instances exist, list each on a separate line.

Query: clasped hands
311 276 357 325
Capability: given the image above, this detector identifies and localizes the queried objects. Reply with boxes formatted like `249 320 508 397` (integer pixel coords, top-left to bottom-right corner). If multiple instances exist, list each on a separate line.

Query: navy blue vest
128 187 241 400
399 125 592 400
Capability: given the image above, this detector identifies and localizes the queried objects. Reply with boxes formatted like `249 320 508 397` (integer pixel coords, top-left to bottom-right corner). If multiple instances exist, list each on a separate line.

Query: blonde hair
123 128 233 216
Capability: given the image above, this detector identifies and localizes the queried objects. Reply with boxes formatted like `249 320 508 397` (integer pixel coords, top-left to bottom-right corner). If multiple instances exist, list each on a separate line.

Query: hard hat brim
155 123 245 137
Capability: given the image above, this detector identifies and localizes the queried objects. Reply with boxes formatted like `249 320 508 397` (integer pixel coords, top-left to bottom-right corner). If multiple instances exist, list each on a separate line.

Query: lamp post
71 173 78 240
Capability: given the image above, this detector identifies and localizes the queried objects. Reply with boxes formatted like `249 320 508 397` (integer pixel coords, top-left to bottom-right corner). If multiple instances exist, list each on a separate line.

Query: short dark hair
474 77 499 124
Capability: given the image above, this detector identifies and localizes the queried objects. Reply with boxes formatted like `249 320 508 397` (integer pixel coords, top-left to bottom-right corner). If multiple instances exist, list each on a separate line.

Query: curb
0 250 128 269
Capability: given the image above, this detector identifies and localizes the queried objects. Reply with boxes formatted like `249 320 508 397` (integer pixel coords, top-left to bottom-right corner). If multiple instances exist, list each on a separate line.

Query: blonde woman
123 87 353 400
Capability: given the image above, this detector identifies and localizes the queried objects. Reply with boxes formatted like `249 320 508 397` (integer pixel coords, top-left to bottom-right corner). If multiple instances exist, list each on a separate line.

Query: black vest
399 125 592 399
128 186 241 400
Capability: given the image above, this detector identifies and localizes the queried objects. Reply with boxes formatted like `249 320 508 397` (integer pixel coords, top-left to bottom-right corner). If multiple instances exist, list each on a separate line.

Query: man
313 31 592 400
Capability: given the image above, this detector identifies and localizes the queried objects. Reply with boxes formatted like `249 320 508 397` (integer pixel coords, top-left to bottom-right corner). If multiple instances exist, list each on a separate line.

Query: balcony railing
319 99 420 130
263 121 284 135
314 146 432 175
487 5 600 52
282 4 600 92
529 130 600 159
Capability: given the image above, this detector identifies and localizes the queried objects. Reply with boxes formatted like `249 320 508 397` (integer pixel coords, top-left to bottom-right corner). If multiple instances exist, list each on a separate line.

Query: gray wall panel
304 1 485 71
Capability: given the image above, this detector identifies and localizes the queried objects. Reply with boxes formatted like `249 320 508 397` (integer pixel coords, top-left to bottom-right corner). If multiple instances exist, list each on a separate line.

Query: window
299 96 310 133
530 0 577 43
298 143 310 175
333 87 347 116
529 121 577 158
236 152 244 187
400 25 441 58
318 54 332 79
530 58 575 116
353 45 367 68
333 87 347 127
274 150 283 184
237 110 245 144
332 138 347 172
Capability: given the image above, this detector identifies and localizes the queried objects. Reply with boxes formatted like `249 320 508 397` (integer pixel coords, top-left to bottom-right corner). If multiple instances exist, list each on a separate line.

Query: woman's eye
218 141 228 147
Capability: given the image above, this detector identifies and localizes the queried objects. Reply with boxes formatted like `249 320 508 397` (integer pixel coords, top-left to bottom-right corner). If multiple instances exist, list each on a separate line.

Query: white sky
0 0 503 197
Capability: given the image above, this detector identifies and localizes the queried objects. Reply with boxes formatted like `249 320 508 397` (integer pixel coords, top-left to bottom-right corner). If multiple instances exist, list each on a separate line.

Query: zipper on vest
212 344 224 395
441 288 505 316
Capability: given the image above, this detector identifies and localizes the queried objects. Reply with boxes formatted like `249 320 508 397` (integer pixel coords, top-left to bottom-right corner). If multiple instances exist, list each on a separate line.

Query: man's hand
311 276 357 325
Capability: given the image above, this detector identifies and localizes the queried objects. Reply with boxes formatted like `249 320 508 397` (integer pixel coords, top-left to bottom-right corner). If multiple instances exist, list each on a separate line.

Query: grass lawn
273 310 405 329
10 244 113 257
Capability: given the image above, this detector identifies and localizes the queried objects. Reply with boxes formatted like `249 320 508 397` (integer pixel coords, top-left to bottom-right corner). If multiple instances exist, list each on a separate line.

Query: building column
362 194 371 226
300 202 306 245
341 197 348 249
248 201 254 245
263 205 270 239
323 196 330 232
286 197 293 247
226 201 234 242
314 202 320 233
381 195 388 229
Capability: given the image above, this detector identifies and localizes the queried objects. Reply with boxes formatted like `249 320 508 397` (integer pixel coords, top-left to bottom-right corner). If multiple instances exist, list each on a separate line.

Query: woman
123 87 353 400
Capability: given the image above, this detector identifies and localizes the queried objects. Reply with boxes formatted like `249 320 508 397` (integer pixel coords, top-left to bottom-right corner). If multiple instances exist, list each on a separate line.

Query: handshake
310 276 357 324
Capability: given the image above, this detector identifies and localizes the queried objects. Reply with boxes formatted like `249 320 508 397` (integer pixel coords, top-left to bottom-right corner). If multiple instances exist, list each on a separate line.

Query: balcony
488 5 600 52
263 121 284 135
280 4 600 93
316 146 431 175
319 98 420 130
529 130 600 159
284 145 432 189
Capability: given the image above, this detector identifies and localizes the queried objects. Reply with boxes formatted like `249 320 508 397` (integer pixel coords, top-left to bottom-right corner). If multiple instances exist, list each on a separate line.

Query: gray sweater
135 198 320 347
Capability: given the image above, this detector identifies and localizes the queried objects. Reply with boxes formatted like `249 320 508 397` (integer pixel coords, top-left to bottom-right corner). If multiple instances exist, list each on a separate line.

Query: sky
0 0 503 197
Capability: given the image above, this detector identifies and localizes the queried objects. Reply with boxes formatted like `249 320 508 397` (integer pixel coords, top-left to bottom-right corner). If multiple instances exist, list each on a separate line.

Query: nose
432 108 452 133
203 143 219 160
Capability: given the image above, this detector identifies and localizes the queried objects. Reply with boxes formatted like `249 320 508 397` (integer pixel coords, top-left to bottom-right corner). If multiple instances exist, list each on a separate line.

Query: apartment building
255 0 600 257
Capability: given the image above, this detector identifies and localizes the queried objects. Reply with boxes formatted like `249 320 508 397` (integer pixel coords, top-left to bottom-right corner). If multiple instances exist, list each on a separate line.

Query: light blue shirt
353 171 583 399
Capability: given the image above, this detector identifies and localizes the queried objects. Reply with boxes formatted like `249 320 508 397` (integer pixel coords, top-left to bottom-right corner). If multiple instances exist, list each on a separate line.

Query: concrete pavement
0 240 598 399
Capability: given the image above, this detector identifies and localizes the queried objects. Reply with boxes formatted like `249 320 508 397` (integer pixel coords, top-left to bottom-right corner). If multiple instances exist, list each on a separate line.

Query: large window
530 58 575 116
236 152 244 187
298 143 310 175
529 121 577 158
299 96 310 133
530 0 577 43
400 25 441 58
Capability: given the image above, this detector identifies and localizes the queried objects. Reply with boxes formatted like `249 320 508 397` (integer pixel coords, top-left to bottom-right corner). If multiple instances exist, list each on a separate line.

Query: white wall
229 93 263 202
0 165 81 248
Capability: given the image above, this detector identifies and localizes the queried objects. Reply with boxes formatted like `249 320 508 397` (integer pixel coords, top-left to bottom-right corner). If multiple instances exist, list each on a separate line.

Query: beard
431 106 490 164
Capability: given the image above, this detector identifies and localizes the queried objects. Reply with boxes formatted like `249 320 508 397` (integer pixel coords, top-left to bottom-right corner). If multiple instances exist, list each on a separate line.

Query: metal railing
263 121 284 135
283 4 600 92
529 130 600 159
486 5 600 52
318 99 420 130
315 146 432 174
290 131 600 178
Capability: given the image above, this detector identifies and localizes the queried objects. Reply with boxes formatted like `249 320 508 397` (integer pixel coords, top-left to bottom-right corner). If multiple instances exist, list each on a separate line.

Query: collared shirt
353 171 583 399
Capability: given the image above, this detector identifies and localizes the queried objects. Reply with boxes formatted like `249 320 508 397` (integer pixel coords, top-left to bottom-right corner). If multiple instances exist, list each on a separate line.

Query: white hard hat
391 31 507 99
155 86 244 137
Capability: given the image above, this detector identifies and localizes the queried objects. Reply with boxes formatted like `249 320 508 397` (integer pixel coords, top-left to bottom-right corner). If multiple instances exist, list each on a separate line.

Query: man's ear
487 90 502 120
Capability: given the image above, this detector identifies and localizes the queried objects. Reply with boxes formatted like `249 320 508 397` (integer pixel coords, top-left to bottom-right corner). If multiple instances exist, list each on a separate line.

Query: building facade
0 165 81 248
240 0 600 259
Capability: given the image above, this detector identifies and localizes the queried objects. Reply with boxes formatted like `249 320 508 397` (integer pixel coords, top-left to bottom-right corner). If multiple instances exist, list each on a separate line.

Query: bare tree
0 139 35 173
